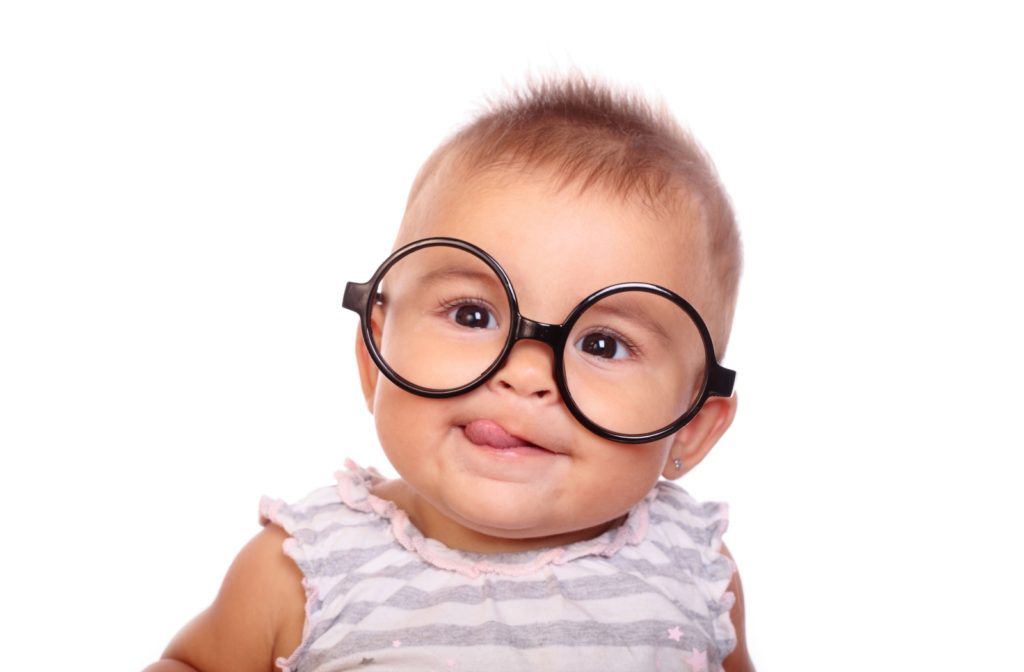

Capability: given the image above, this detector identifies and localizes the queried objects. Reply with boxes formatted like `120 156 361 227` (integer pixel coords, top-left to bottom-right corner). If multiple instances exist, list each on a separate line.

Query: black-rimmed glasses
343 237 735 444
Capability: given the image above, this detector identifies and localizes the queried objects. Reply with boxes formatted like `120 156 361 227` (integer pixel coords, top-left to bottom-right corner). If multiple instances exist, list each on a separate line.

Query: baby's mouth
462 419 548 452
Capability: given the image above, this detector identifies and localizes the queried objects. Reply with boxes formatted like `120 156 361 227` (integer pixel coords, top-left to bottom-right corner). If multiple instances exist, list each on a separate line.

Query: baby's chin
432 490 623 553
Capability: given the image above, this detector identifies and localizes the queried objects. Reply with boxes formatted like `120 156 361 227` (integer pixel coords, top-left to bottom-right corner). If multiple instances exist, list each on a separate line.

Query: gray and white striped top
260 461 736 672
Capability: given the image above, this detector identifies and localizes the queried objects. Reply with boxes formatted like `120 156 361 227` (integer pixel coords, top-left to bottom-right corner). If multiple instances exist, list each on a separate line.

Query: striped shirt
260 461 736 672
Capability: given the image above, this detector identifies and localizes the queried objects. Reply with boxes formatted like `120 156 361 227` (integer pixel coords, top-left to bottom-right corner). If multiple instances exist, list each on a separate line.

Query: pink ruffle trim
259 496 319 672
333 458 653 579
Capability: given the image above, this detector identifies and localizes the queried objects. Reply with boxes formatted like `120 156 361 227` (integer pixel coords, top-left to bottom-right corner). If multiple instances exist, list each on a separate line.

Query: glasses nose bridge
513 316 563 350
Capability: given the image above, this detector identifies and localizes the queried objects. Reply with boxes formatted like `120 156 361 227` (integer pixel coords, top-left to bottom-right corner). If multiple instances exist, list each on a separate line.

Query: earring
673 457 683 471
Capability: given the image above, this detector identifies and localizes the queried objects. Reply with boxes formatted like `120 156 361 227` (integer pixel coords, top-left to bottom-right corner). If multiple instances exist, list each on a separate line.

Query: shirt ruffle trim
258 496 318 672
705 499 737 651
333 458 653 578
650 483 738 663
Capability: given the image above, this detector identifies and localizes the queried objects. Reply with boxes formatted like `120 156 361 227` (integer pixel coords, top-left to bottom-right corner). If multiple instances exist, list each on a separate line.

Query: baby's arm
144 524 305 672
720 543 755 672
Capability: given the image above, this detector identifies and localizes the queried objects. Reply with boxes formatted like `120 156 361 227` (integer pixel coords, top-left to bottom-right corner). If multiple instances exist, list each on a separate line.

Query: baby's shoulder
159 524 306 671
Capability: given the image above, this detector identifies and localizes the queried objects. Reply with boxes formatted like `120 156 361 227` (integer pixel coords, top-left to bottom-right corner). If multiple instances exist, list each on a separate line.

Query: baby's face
361 168 712 550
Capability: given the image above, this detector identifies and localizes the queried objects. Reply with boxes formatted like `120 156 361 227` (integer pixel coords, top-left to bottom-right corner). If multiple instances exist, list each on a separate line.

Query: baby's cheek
372 384 447 459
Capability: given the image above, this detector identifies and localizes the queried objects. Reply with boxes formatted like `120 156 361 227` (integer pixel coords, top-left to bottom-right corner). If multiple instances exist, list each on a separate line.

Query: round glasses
342 237 735 444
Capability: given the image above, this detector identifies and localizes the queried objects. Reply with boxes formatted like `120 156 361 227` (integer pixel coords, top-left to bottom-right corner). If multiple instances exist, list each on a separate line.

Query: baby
147 77 753 672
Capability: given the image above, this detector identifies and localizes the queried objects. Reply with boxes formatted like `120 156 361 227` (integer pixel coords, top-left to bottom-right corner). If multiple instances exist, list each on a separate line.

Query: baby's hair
408 75 742 353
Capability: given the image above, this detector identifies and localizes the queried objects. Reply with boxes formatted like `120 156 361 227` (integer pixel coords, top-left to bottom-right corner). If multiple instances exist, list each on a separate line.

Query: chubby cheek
594 441 671 499
550 435 670 527
372 382 449 471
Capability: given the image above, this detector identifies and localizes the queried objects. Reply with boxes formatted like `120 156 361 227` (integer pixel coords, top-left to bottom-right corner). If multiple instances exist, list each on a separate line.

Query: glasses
343 237 735 444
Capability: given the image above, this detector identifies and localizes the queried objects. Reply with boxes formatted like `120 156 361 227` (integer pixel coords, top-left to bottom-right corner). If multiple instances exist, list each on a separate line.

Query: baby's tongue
464 420 525 449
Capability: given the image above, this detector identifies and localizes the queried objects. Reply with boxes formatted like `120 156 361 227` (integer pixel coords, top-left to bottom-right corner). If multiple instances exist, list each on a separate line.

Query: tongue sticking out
464 420 532 449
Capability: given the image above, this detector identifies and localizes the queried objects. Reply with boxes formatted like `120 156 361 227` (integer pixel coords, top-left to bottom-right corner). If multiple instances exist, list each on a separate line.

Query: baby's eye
575 332 629 360
448 303 498 330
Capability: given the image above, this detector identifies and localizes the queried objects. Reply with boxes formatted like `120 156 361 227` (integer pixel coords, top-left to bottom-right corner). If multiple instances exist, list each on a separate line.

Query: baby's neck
372 478 625 555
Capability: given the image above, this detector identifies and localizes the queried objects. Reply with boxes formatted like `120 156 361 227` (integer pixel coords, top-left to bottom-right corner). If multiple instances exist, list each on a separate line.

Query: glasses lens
369 244 512 391
563 290 707 436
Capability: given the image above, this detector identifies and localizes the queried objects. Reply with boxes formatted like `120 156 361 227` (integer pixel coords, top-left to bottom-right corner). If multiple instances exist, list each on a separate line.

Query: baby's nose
490 340 560 401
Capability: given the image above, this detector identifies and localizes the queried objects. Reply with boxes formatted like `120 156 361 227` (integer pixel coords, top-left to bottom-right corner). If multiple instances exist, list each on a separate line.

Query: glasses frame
343 236 736 444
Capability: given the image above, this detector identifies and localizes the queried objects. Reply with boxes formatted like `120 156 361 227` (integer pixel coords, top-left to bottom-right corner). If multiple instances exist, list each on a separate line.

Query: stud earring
673 457 683 471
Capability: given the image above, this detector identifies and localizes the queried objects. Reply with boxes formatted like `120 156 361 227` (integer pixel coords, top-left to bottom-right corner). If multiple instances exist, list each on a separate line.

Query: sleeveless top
259 460 736 672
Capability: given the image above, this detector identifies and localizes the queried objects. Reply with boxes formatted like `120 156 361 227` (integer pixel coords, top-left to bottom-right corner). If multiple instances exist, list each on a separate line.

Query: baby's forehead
403 162 704 246
399 165 714 317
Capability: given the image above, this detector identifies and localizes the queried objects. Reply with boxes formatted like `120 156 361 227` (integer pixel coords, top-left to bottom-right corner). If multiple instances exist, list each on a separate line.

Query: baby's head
348 76 741 552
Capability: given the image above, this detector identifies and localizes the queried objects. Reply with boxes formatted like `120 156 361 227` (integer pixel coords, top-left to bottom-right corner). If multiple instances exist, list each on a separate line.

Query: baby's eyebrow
414 265 503 289
582 301 673 344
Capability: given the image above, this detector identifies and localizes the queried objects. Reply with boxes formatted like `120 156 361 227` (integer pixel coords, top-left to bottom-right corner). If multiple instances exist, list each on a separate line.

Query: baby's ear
662 393 738 479
354 327 378 413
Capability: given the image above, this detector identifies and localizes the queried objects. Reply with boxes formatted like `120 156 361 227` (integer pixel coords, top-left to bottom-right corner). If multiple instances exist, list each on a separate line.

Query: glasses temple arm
707 363 736 398
342 281 371 313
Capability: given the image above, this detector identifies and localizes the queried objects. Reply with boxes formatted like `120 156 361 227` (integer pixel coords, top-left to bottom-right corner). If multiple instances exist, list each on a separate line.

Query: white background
2 2 1022 669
